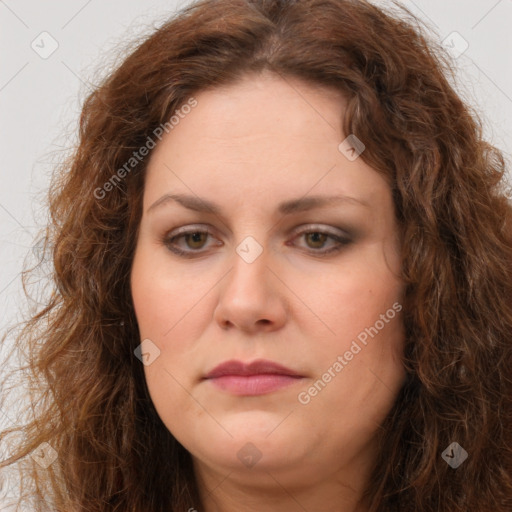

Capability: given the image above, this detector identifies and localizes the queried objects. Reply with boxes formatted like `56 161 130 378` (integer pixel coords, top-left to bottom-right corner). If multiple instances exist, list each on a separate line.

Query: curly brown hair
1 0 511 510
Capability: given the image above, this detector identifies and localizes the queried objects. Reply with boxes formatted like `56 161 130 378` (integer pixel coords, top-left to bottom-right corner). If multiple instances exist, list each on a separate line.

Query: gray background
0 0 511 506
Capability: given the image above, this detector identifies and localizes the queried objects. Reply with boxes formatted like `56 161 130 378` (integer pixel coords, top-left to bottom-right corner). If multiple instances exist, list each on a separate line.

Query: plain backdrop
0 0 511 505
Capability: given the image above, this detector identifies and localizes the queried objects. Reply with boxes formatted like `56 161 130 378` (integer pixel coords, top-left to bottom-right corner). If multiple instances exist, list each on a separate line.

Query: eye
162 225 221 258
162 224 352 258
289 224 352 255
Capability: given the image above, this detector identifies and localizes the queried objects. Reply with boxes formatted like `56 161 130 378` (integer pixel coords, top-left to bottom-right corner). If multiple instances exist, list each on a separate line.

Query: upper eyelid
165 223 350 239
290 223 350 237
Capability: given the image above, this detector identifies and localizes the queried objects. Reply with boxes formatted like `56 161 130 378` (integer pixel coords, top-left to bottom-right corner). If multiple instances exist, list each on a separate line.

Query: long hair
1 0 511 510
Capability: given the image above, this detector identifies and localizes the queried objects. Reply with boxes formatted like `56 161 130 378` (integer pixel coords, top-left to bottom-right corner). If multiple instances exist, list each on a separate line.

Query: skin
130 70 406 512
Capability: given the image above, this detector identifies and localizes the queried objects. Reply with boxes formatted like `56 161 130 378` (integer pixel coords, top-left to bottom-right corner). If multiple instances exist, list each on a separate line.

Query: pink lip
203 359 304 396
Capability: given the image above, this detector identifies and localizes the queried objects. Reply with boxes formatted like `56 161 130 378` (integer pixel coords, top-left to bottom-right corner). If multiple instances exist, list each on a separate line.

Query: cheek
299 249 403 345
130 251 204 431
298 245 406 402
130 245 219 394
130 245 209 340
298 301 405 449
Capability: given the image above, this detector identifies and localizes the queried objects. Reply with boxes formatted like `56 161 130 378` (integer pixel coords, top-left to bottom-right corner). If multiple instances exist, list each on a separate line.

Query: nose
213 244 288 334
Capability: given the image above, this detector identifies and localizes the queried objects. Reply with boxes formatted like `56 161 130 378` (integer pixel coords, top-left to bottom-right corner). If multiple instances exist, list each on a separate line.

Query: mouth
202 359 305 396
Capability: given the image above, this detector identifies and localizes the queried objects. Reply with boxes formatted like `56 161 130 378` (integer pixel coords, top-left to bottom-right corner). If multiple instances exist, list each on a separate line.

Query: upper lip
203 359 303 379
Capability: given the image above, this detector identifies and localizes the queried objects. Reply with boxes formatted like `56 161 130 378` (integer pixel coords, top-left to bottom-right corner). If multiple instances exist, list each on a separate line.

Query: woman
1 0 511 511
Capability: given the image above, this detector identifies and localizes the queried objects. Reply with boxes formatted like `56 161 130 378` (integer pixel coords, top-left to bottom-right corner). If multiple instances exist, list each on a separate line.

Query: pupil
308 232 326 247
188 233 205 247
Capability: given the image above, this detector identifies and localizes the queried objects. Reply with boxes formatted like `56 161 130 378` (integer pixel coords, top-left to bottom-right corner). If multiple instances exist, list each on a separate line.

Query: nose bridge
227 234 271 299
214 233 287 331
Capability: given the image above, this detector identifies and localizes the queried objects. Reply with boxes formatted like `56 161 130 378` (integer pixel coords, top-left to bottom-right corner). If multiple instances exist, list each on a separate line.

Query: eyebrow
147 193 369 215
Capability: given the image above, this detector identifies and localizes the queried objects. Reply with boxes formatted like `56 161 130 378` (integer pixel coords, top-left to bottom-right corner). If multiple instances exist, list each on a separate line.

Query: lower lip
205 374 303 396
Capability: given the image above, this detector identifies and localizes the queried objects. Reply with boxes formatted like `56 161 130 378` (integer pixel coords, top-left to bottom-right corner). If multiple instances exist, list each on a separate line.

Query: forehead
143 73 390 214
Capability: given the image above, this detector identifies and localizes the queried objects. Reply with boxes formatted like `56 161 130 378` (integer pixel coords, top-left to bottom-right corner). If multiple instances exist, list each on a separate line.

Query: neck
192 452 374 512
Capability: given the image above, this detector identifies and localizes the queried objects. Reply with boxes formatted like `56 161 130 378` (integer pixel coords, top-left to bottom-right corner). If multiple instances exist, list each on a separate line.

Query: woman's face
130 72 405 495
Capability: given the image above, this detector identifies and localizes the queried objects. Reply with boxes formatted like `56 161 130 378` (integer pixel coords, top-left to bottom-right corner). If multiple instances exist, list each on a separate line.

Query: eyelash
161 224 352 258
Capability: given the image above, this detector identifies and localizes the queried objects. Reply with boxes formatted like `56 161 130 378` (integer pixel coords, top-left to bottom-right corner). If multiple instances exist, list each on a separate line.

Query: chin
186 423 303 471
209 409 296 444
